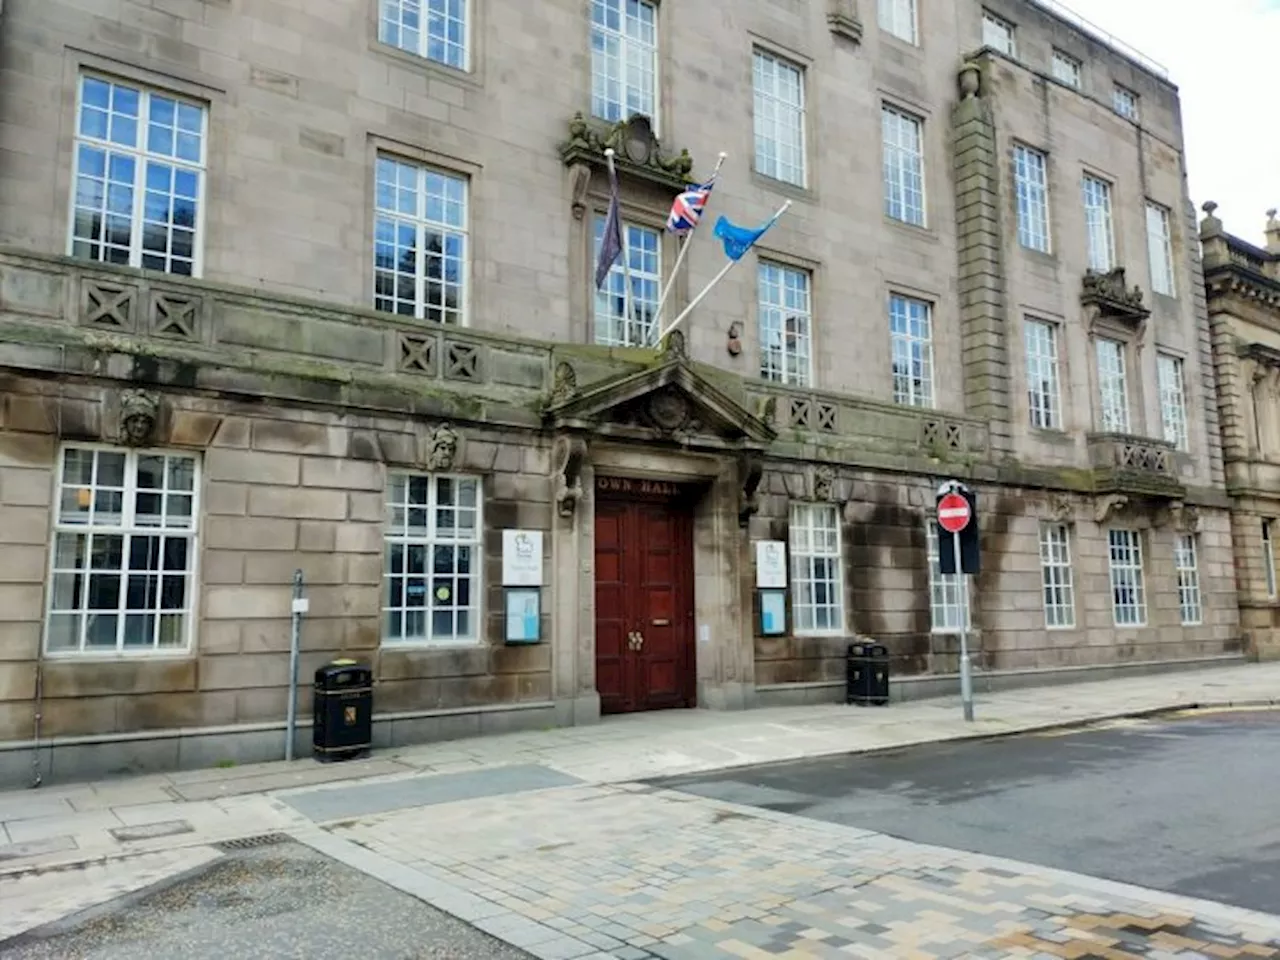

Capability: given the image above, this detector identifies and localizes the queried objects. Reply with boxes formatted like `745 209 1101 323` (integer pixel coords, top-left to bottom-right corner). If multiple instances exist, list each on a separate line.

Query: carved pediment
560 112 694 195
544 355 776 451
1082 267 1150 326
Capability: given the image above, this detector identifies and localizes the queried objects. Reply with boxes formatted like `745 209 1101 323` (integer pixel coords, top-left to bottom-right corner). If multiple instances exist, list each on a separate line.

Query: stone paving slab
317 782 1280 959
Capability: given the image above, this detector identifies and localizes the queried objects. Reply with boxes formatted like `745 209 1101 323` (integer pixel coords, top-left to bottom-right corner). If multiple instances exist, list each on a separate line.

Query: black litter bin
313 659 373 761
846 643 890 707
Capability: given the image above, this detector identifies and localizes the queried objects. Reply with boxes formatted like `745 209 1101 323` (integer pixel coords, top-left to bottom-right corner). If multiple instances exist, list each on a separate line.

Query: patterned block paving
329 785 1280 959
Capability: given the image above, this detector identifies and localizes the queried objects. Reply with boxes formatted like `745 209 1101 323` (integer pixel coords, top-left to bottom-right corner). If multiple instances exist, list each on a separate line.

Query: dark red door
594 493 695 714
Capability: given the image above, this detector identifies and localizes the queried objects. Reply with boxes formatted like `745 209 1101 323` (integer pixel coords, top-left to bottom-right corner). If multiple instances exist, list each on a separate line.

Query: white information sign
502 530 544 586
754 540 788 589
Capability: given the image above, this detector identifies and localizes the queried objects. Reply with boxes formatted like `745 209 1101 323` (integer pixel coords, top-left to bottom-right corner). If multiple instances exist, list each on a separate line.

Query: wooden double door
594 489 696 715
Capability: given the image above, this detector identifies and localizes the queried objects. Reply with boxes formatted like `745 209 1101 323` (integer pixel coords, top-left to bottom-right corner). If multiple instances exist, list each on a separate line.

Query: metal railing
1028 0 1171 81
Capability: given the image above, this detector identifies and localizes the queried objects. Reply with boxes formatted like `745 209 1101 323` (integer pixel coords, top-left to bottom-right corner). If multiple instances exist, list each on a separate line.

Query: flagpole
651 151 727 343
656 199 792 344
603 149 635 339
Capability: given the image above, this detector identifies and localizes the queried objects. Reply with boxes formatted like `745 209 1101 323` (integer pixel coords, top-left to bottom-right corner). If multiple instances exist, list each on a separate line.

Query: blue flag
713 211 782 261
595 162 623 289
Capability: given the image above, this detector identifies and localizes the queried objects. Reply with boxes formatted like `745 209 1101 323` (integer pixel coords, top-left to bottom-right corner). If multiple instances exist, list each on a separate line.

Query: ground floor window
925 522 968 633
1175 534 1202 626
789 502 844 635
1039 523 1076 629
1107 528 1146 626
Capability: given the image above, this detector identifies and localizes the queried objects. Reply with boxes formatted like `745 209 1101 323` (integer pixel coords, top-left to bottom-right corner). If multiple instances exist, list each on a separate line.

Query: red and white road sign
937 492 972 534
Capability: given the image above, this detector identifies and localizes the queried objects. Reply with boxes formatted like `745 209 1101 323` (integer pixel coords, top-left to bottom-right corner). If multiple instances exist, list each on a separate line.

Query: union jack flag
666 177 717 234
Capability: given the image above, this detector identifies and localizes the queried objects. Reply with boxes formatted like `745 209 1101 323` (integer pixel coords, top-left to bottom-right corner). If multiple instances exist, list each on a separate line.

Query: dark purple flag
594 161 623 289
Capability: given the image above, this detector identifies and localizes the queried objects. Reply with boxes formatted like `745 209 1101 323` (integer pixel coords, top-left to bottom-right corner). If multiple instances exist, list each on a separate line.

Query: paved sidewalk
1 661 1277 882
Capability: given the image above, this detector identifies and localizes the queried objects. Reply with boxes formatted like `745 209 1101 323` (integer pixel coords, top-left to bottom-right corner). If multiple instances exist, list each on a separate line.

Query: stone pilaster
1190 201 1227 484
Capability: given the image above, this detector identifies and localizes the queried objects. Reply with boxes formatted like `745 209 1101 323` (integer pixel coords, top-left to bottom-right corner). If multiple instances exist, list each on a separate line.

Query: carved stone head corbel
810 464 837 502
425 423 460 471
119 389 161 447
1046 493 1075 525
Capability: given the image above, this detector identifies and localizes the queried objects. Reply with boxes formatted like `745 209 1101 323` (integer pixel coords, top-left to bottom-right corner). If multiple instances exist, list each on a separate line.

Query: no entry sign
937 492 972 534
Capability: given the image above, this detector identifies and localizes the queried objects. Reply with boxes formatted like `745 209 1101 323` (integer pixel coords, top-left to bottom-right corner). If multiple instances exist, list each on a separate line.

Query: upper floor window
926 523 969 633
1013 144 1050 253
790 503 844 636
1113 84 1139 121
1095 337 1129 433
591 0 657 127
878 0 918 44
373 155 469 325
47 446 198 655
1039 523 1076 629
384 473 481 645
594 217 660 347
1146 201 1175 296
890 294 934 408
1052 50 1082 89
753 50 806 187
1025 319 1061 430
1107 528 1146 626
758 261 812 387
1082 174 1116 273
1157 353 1189 451
982 10 1016 56
378 0 468 70
71 74 206 276
882 106 926 227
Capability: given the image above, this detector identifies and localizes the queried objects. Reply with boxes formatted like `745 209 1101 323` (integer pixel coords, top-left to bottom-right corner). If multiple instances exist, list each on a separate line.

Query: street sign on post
936 480 977 723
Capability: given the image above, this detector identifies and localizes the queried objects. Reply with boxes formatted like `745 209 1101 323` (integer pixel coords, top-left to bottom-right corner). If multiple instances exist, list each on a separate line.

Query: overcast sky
1062 0 1277 246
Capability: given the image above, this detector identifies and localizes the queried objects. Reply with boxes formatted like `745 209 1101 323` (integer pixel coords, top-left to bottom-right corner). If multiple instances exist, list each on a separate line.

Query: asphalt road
1 840 530 960
653 708 1280 915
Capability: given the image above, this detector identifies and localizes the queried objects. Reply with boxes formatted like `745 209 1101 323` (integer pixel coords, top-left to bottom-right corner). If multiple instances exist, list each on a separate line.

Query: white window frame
373 154 470 325
1146 201 1176 297
1025 319 1061 431
753 49 807 188
593 216 662 348
1039 523 1076 629
1013 144 1051 253
1157 353 1189 451
378 0 470 71
982 10 1016 56
383 473 484 647
69 73 208 277
1175 533 1203 626
878 0 918 44
882 105 926 227
1095 337 1130 433
790 502 844 636
1113 84 1139 121
926 522 970 633
590 0 658 129
1051 49 1082 89
1082 173 1116 273
1108 528 1146 627
757 260 813 387
889 294 935 408
1263 520 1277 599
45 445 200 656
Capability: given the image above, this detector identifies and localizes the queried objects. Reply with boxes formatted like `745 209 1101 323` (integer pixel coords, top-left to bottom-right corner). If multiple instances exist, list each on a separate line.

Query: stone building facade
1202 208 1280 660
0 0 1242 784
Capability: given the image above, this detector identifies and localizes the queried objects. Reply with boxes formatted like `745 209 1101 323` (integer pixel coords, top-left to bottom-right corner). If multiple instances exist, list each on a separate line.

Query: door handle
627 631 644 651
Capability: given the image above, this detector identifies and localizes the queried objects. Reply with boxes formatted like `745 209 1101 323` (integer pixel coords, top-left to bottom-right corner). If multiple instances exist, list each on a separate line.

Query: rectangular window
790 503 844 635
1264 520 1277 598
70 74 206 276
982 10 1016 56
882 106 926 227
1039 523 1076 629
1175 534 1203 626
1052 50 1082 88
890 294 934 408
753 50 807 187
1096 337 1130 433
46 446 198 654
593 217 661 347
1157 354 1189 451
878 0 917 43
373 155 468 324
1113 84 1139 121
1146 202 1175 296
1082 174 1115 272
384 474 482 645
590 0 657 127
926 523 969 633
1013 144 1051 252
758 261 812 387
1025 319 1061 430
378 0 468 70
1108 528 1146 626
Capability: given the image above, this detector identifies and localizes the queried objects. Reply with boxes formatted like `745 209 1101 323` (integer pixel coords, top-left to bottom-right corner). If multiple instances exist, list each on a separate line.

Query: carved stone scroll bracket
119 389 161 447
553 435 589 520
738 453 764 528
568 162 592 220
1162 500 1202 533
1094 493 1130 526
1044 493 1075 524
826 0 863 44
